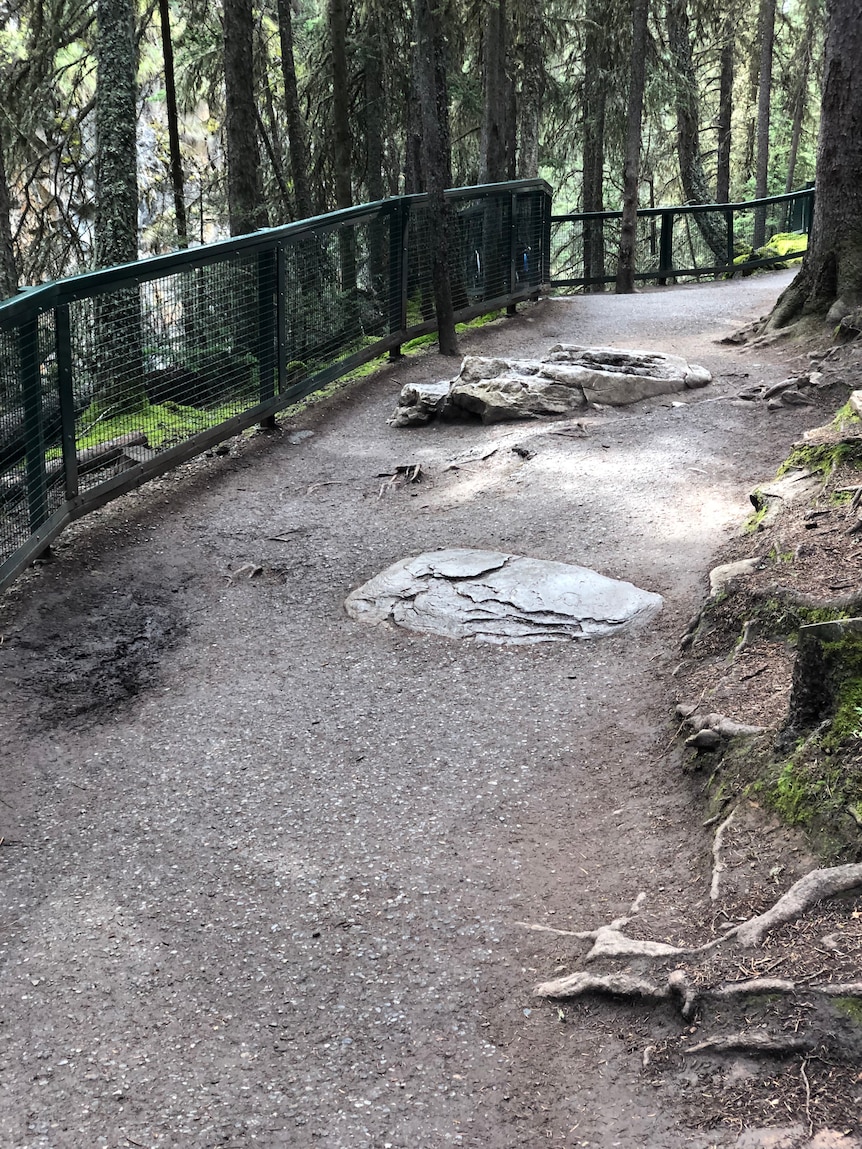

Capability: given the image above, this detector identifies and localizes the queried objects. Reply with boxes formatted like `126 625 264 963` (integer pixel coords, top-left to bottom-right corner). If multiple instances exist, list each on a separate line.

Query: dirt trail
0 272 849 1148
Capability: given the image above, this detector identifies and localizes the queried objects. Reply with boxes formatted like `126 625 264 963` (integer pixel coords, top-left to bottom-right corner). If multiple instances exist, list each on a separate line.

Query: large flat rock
389 345 711 426
345 548 663 644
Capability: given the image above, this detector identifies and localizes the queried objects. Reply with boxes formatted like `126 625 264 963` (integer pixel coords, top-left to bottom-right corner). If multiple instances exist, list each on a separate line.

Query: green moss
744 505 767 533
777 440 862 478
832 401 862 432
769 761 812 824
75 399 235 451
733 232 808 270
833 997 862 1026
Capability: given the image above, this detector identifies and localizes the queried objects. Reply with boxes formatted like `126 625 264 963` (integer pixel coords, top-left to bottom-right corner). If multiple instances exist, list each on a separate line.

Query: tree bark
582 0 608 291
715 14 734 203
766 0 862 329
479 0 514 184
363 2 386 300
276 0 314 221
328 0 357 305
784 0 819 197
615 0 649 294
0 117 18 298
412 0 459 355
95 0 144 413
753 0 776 248
95 0 138 269
157 0 187 248
223 0 266 236
515 11 543 178
665 0 727 263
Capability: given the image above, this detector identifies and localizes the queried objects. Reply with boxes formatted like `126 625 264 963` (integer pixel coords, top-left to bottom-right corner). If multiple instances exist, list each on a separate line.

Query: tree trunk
276 0 313 221
479 0 514 184
95 0 144 413
615 0 650 294
363 2 386 300
157 0 187 248
786 619 862 734
766 0 862 330
0 118 18 299
329 0 357 306
95 0 138 269
582 0 608 291
515 13 543 178
753 0 776 248
412 0 458 355
716 15 734 203
666 0 727 263
223 0 266 236
784 0 819 197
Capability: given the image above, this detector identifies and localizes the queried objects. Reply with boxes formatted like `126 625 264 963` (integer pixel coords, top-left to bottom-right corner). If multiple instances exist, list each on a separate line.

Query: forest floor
1 270 860 1149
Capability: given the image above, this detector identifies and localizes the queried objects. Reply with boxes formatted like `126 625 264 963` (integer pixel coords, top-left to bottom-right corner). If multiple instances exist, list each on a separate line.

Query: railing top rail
551 185 815 223
0 178 552 327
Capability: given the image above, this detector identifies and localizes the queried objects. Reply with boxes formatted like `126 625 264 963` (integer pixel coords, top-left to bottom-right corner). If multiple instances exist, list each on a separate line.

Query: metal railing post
55 304 78 501
388 199 409 359
725 208 735 273
657 210 674 286
507 192 519 315
276 242 287 395
19 317 48 532
256 246 277 426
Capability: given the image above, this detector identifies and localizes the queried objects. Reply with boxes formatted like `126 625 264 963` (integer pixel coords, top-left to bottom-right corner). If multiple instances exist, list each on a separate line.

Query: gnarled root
732 862 862 947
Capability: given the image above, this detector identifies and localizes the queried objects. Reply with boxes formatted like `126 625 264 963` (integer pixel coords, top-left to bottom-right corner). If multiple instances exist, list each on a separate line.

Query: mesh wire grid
0 312 66 570
0 182 552 585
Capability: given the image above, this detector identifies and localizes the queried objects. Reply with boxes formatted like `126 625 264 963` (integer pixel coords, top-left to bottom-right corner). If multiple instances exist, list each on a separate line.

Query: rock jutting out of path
344 548 663 644
388 344 712 427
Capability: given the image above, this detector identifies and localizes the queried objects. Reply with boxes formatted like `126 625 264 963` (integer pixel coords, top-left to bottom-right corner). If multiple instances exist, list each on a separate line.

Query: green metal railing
550 187 815 289
0 179 551 591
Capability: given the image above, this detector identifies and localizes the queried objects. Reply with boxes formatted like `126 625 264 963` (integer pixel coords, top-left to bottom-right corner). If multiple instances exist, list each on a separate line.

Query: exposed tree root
684 1031 815 1055
733 862 862 947
749 583 862 615
710 806 737 902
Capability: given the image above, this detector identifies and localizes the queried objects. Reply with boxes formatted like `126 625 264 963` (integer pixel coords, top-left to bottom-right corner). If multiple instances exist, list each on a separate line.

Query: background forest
0 0 824 299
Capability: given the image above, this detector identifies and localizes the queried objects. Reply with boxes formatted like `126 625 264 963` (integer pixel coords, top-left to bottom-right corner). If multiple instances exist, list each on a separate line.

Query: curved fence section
0 179 551 591
550 187 815 289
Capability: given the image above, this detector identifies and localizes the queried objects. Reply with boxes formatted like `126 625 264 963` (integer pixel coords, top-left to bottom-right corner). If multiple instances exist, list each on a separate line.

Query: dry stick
710 806 737 902
684 1032 814 1055
800 1058 813 1136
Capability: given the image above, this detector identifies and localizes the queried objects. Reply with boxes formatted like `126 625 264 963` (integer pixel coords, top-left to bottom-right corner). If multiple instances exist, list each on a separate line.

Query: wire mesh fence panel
0 312 67 571
0 180 553 589
0 326 30 568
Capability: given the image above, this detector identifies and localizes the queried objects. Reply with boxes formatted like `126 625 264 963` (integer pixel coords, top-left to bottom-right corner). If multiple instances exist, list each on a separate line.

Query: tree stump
787 617 862 732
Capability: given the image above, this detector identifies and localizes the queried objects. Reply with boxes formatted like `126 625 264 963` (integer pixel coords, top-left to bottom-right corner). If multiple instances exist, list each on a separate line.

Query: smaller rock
388 379 451 427
849 390 862 419
709 556 763 597
685 728 722 750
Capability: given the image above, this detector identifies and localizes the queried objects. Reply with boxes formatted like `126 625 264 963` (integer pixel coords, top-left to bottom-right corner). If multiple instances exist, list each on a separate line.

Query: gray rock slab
388 379 451 427
345 548 663 644
388 345 711 426
545 344 712 406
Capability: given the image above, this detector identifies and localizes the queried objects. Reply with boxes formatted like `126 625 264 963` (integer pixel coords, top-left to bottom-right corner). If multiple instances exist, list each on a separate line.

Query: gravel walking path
1 271 842 1148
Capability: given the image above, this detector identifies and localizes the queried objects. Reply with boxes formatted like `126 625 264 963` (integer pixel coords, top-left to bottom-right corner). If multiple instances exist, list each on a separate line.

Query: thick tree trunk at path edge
766 0 862 331
412 0 458 356
615 0 649 294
